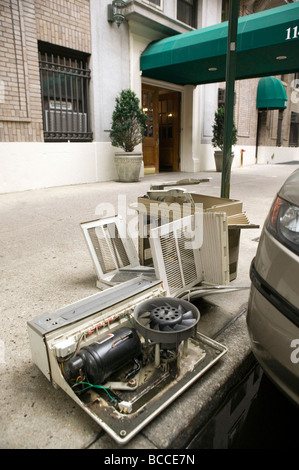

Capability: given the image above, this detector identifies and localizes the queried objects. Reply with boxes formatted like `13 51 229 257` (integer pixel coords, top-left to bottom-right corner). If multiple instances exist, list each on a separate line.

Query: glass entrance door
159 91 180 171
142 85 159 173
142 85 180 173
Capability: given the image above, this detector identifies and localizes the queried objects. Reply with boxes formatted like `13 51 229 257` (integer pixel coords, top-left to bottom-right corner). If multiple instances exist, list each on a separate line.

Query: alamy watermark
290 339 299 364
95 195 204 249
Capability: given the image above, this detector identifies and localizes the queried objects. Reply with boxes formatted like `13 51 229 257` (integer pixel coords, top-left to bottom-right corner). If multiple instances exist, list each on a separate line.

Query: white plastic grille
81 216 139 285
149 213 229 295
150 216 203 296
87 223 130 274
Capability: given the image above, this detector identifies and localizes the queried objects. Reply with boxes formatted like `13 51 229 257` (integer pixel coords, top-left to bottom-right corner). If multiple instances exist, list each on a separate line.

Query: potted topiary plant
211 106 238 172
110 89 147 182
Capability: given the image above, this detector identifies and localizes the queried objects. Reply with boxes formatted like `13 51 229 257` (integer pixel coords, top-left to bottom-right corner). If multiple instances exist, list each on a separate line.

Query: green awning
140 2 299 86
256 76 287 109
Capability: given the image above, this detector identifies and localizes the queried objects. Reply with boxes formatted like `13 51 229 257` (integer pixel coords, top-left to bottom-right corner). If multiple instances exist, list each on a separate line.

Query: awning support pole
221 0 239 199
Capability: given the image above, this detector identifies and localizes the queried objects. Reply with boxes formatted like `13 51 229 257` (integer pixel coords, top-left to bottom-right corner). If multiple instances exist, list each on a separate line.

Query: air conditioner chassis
28 277 227 445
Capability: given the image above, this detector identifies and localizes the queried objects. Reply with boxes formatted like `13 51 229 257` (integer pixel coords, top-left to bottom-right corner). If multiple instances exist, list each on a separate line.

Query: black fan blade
162 325 173 332
139 317 151 327
139 311 151 319
177 304 186 315
151 322 160 331
181 318 197 326
150 303 159 310
173 323 187 331
182 310 194 320
138 311 151 326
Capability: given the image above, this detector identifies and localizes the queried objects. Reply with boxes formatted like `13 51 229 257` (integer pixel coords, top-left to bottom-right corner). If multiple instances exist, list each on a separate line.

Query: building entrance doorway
142 85 180 173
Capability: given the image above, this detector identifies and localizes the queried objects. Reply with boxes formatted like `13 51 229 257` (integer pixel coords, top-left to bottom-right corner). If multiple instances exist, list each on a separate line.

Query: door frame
158 90 180 172
142 84 159 173
142 79 184 173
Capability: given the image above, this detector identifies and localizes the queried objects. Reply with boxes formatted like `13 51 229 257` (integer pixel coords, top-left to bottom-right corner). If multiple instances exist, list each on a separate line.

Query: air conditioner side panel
27 326 51 381
201 213 230 285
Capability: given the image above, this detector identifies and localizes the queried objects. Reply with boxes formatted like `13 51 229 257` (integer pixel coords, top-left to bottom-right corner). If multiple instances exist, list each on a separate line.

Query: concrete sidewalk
0 162 298 449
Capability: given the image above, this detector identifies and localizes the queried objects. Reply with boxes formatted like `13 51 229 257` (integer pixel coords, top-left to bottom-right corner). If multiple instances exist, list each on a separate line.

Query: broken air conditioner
27 274 227 445
27 212 230 444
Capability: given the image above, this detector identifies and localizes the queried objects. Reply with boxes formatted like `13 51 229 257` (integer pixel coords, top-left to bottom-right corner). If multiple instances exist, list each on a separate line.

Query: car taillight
267 196 299 256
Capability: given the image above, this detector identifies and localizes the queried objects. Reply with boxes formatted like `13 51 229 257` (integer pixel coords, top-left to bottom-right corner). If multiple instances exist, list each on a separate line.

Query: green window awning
256 76 288 109
140 2 299 86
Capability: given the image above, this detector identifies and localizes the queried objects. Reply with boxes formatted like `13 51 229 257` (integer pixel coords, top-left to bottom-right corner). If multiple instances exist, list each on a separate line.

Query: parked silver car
247 167 299 406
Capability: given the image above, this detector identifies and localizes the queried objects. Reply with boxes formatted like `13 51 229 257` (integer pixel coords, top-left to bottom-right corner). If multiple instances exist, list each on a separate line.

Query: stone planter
114 152 143 182
214 150 234 172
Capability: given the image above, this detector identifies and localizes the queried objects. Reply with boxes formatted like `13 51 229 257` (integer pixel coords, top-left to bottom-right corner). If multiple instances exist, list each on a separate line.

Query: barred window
38 42 92 142
177 0 197 28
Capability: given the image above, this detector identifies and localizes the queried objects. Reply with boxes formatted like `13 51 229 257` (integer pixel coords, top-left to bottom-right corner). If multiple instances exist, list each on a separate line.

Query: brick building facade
0 0 298 193
0 0 91 143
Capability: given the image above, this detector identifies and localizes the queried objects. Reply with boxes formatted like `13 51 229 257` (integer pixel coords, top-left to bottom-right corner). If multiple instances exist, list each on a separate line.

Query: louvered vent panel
150 216 203 296
105 224 131 268
88 227 115 274
87 223 130 275
160 232 184 295
177 230 199 287
81 216 140 287
200 212 229 285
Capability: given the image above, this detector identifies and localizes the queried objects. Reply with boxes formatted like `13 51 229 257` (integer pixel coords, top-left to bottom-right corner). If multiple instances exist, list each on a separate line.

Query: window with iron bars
38 42 92 142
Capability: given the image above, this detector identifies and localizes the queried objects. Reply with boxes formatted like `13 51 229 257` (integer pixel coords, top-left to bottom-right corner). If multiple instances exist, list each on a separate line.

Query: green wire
73 381 117 403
